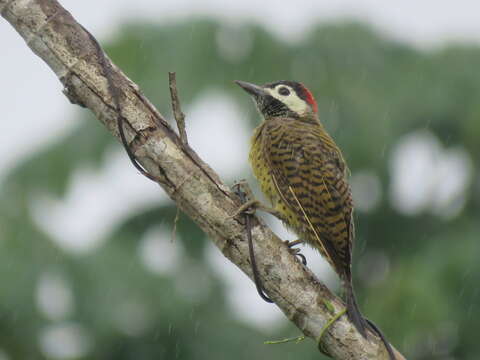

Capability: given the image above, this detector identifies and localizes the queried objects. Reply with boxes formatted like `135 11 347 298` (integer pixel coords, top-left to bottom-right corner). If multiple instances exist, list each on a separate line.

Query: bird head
235 80 318 120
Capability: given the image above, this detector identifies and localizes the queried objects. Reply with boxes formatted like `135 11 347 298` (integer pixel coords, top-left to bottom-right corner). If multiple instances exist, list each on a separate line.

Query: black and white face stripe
265 81 312 102
262 81 312 117
256 94 295 118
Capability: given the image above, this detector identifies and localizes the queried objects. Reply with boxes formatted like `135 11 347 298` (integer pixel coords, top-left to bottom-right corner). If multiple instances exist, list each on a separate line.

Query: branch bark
0 1 405 359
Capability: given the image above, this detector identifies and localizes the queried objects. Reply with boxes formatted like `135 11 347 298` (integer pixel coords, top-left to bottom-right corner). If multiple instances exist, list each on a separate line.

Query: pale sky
0 0 477 333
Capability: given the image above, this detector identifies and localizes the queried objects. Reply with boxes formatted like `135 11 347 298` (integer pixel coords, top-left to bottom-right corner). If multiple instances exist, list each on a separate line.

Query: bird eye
278 87 290 96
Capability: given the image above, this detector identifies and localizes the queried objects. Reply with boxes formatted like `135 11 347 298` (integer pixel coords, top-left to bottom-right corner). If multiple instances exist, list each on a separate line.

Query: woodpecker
234 80 392 352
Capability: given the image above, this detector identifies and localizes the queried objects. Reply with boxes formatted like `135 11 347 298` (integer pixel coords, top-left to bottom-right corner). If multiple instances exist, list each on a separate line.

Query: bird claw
284 240 307 265
231 199 260 218
231 181 258 218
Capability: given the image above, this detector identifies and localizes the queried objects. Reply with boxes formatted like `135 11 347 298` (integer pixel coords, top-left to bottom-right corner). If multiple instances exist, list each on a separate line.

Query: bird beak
234 80 266 98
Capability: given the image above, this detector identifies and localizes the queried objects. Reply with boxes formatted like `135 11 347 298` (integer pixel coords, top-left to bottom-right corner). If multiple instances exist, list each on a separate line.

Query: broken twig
169 72 188 146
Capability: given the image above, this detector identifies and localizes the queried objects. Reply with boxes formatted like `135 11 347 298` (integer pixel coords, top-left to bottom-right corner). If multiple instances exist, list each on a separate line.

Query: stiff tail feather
345 281 397 359
345 281 369 338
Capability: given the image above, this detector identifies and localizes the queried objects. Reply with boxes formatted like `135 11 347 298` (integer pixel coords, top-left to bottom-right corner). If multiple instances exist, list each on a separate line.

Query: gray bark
0 0 405 359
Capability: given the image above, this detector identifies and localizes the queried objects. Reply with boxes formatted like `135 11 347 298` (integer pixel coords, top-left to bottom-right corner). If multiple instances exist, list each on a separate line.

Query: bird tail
345 280 397 359
345 281 368 338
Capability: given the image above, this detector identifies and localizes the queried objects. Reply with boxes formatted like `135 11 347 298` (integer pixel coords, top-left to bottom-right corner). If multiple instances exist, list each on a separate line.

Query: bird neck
263 112 321 125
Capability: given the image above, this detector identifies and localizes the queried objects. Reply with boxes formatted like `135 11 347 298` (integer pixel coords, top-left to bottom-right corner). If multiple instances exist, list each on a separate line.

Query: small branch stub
169 72 188 146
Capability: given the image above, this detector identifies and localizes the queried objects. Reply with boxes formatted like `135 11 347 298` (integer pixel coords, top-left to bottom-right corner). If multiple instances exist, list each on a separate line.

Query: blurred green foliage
1 19 479 359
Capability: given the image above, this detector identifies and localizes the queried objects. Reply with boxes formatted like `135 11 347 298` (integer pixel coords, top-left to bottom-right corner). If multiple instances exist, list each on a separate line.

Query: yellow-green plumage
249 118 353 277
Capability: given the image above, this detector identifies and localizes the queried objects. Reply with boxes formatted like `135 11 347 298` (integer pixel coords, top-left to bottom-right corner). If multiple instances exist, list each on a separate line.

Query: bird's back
249 117 354 279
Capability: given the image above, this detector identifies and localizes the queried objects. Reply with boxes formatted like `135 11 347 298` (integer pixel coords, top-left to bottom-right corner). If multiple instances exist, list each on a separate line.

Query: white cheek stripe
266 87 309 115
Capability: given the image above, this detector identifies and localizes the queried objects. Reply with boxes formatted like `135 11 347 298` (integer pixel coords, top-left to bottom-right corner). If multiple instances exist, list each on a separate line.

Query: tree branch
0 1 405 359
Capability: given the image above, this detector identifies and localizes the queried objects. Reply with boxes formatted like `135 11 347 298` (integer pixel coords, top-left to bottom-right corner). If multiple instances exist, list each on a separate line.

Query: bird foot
231 181 282 219
232 199 282 218
232 199 261 217
284 240 307 265
285 239 303 248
